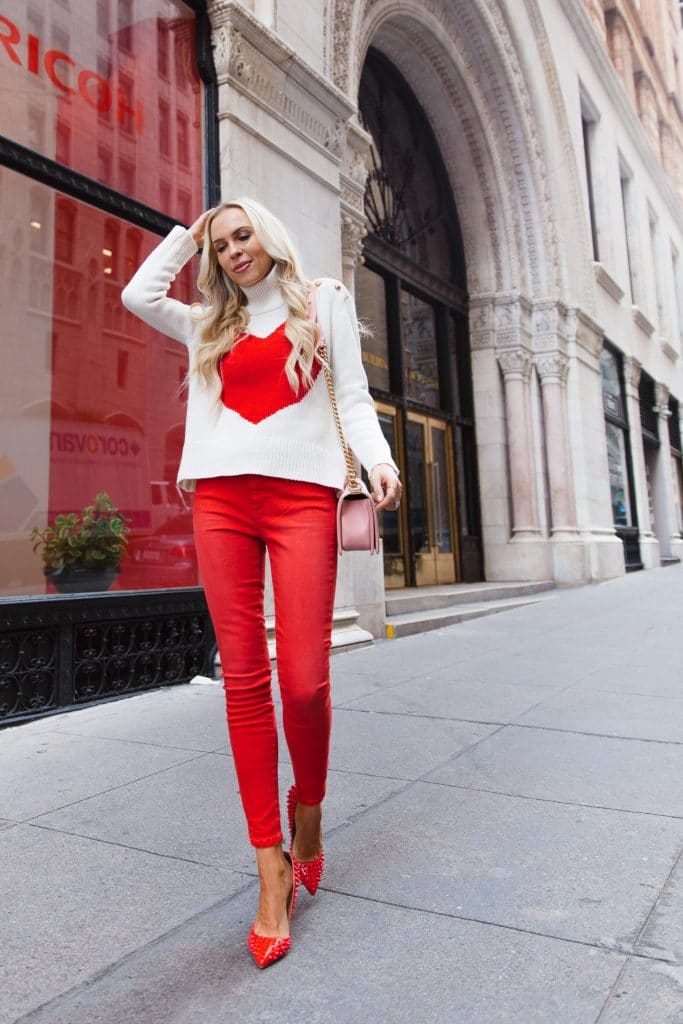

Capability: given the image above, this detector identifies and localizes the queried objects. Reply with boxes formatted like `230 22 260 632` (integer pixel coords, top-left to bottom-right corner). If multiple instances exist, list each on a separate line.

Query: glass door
405 412 459 585
375 402 407 588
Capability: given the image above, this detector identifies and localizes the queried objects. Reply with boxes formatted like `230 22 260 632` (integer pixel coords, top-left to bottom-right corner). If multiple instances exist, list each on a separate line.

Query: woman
121 199 401 968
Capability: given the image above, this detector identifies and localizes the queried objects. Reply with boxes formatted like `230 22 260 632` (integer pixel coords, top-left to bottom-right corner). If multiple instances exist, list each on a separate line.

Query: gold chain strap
318 342 361 491
308 283 362 491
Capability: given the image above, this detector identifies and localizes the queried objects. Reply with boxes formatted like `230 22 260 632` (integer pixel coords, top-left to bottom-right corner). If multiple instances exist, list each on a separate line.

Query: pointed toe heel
247 929 291 969
287 784 325 896
247 851 299 969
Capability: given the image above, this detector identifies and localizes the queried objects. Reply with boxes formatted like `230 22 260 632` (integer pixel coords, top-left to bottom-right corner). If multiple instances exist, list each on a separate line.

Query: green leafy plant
31 492 130 573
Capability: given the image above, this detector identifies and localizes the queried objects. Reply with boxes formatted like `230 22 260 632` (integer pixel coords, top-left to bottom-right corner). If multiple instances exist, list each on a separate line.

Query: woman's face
209 207 274 288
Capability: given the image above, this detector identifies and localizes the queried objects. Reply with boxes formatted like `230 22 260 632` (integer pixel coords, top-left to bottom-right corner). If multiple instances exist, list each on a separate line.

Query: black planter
45 565 120 594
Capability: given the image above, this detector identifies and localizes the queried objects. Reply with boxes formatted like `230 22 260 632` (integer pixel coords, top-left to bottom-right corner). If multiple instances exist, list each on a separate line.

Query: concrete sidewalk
2 567 683 1023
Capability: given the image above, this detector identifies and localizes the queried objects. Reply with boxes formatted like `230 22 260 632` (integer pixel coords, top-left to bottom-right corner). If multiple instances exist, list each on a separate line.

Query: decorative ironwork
0 629 58 718
0 592 215 726
73 614 208 703
359 49 466 288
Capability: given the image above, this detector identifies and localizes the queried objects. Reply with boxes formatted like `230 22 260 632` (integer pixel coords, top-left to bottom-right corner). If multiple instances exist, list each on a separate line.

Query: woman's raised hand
188 209 216 247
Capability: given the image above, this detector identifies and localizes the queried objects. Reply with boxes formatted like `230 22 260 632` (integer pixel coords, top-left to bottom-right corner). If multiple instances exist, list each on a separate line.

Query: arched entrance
355 49 482 587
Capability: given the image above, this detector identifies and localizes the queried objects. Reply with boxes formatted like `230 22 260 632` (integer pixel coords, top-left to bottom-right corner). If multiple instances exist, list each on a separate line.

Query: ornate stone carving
623 355 642 391
498 348 533 380
333 0 355 93
210 22 246 82
211 2 354 161
325 118 348 158
469 296 494 349
536 352 569 384
341 213 367 266
567 306 604 360
654 382 671 416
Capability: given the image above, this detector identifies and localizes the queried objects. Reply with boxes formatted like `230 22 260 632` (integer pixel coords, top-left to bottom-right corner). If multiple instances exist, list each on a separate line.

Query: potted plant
31 492 130 594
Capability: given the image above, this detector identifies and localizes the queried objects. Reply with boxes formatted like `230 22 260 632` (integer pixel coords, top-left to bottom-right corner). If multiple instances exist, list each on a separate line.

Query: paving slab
339 673 553 724
0 730 206 821
418 646 607 689
635 852 683 963
427 725 683 817
337 630 511 680
32 756 408 875
0 824 245 1024
324 781 683 948
26 685 228 752
597 959 683 1023
327 707 498 778
517 687 683 743
576 664 683 699
16 889 625 1024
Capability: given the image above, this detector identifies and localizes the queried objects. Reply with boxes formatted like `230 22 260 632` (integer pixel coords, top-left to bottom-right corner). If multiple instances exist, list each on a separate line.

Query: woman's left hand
369 464 402 512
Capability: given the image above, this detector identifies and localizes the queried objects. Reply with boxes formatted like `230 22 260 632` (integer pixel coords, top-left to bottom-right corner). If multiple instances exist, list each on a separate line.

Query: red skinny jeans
193 474 338 848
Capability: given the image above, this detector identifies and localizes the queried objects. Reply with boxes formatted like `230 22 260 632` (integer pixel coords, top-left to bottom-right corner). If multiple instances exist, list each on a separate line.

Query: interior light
30 220 41 229
102 248 112 256
104 267 113 275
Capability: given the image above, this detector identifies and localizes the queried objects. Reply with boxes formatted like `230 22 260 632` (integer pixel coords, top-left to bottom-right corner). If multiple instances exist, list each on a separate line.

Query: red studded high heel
247 851 299 969
287 784 325 895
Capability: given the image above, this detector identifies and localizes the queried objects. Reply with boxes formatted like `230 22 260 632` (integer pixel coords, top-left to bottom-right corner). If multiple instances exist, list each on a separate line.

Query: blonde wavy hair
192 198 320 400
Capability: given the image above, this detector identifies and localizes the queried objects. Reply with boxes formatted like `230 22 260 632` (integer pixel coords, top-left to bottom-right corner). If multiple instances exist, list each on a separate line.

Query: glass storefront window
355 263 390 392
401 290 439 408
599 348 624 420
0 1 202 219
405 418 429 552
0 168 200 597
605 421 632 526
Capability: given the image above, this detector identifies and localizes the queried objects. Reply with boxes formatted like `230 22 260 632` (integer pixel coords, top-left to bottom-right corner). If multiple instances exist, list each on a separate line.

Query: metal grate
73 614 208 703
0 592 214 725
0 628 58 719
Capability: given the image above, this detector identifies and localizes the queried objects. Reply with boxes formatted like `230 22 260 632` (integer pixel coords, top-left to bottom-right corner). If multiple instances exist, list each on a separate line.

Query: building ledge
632 305 656 337
660 338 680 363
593 261 625 302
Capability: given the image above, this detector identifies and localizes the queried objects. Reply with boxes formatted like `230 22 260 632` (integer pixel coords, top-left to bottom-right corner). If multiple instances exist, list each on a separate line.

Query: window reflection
355 264 390 392
0 170 200 597
0 1 202 219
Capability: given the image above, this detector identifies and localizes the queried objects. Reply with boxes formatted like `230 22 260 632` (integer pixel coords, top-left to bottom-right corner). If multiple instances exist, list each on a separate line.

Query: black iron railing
0 590 215 726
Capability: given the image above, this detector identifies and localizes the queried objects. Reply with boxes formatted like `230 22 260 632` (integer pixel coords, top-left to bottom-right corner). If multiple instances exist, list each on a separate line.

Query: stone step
385 595 551 639
385 580 555 616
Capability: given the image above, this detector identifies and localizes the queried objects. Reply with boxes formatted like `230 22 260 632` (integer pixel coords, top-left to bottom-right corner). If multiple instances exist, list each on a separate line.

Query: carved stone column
623 355 659 567
653 382 675 559
340 118 371 294
497 349 540 538
340 214 366 293
535 353 577 536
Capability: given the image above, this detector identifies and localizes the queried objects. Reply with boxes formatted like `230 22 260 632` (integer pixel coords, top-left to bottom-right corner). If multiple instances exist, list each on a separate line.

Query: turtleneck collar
240 262 284 314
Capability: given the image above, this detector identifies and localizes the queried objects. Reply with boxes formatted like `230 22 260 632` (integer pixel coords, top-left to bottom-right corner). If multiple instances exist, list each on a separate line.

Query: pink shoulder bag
306 284 380 556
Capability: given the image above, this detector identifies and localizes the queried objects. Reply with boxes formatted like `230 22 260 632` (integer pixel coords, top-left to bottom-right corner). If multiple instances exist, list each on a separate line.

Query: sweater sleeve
324 280 400 476
121 226 199 345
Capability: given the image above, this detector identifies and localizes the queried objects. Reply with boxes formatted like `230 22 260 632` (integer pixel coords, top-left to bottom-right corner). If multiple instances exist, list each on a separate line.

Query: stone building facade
2 0 682 663
202 0 683 621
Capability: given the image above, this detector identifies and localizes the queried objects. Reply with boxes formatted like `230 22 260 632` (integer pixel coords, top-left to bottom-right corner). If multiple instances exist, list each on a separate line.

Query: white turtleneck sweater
121 226 398 491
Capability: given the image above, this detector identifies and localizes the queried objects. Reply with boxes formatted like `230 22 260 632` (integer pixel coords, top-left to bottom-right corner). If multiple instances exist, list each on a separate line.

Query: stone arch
332 0 589 304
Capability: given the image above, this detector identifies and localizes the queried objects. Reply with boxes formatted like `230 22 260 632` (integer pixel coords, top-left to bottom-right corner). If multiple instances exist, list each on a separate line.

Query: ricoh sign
0 12 144 135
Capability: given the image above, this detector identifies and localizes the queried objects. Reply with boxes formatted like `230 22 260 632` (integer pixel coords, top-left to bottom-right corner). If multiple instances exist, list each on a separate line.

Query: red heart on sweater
220 324 320 424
